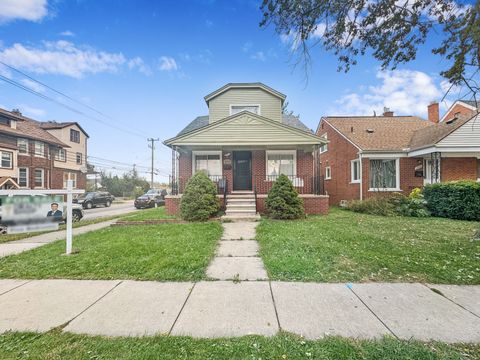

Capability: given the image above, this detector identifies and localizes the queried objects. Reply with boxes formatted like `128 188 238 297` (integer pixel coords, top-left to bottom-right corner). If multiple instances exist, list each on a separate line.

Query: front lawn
0 332 477 360
0 222 222 281
119 206 176 221
257 208 480 284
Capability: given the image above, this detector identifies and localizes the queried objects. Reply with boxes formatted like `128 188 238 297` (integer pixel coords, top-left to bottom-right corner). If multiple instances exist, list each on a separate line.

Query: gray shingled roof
177 114 313 136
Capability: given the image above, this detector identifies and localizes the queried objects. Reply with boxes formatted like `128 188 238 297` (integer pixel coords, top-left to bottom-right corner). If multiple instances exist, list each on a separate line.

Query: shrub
423 181 480 221
347 196 396 216
347 191 430 217
265 174 304 219
180 172 219 221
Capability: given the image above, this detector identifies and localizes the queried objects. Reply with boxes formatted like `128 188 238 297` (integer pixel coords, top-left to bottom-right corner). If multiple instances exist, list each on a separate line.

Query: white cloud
0 40 128 78
19 104 46 118
59 30 75 37
250 51 266 62
159 56 178 71
331 69 445 117
128 57 152 75
0 0 48 23
242 41 253 53
20 78 46 93
179 50 213 65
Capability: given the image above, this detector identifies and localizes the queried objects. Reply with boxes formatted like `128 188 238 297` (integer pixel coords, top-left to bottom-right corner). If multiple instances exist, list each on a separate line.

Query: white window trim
229 104 261 116
34 141 45 158
325 166 332 180
350 159 361 183
63 172 77 189
368 158 401 192
265 149 297 180
319 133 328 153
34 168 45 189
18 167 28 188
17 138 29 155
0 151 13 168
191 150 223 176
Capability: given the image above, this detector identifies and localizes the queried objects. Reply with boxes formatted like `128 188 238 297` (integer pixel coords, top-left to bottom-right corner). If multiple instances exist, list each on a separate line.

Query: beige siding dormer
45 125 87 171
208 88 282 123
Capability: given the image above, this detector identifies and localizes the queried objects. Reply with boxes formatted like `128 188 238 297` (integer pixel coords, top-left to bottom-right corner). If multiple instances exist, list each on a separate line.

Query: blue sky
0 0 468 182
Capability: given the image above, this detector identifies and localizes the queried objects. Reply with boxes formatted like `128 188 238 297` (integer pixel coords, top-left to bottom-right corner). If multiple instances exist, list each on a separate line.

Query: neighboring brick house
441 100 478 123
163 83 329 216
317 106 480 205
0 108 88 190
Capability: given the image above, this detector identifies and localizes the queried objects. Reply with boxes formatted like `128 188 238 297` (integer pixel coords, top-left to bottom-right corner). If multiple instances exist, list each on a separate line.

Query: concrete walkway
0 279 479 342
206 222 268 280
0 220 115 258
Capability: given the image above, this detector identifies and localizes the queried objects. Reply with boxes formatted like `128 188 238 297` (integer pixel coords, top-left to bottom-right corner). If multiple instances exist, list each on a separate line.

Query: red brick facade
177 149 315 195
442 103 476 122
441 157 478 181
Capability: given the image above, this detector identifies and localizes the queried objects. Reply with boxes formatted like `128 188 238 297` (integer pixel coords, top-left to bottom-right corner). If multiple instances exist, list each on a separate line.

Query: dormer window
230 105 260 116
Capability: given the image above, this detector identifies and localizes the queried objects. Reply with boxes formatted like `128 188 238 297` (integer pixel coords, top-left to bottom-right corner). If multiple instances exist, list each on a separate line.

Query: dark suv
134 189 167 209
74 191 114 209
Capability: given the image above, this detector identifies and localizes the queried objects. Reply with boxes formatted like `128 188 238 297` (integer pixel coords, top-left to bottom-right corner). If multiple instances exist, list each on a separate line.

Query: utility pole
147 138 159 189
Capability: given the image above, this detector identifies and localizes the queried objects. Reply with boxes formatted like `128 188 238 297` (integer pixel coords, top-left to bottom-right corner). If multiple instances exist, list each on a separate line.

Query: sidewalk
0 279 479 342
0 220 115 258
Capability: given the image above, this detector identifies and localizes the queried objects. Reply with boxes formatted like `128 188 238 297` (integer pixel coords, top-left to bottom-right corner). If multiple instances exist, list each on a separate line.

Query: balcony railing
253 175 323 195
172 175 228 196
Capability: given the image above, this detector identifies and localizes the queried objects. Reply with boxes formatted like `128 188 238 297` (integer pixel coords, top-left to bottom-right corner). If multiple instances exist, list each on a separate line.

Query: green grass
0 212 140 244
119 206 176 221
257 208 480 284
0 222 222 281
0 332 478 360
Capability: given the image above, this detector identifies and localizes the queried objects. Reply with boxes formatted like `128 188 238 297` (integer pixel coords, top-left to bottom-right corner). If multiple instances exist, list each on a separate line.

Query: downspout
359 152 363 201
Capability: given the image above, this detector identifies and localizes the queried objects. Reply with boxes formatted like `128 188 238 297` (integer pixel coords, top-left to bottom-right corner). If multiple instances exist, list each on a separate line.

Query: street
81 201 138 220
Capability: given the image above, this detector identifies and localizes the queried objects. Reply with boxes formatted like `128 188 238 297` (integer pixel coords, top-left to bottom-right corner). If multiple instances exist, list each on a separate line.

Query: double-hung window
230 105 260 115
76 152 83 165
18 168 28 187
351 159 361 183
34 141 44 157
319 133 328 153
17 138 29 154
193 152 222 177
70 129 80 143
63 172 77 188
56 148 66 161
1 151 12 168
325 166 332 180
369 159 399 190
266 150 296 180
34 168 44 188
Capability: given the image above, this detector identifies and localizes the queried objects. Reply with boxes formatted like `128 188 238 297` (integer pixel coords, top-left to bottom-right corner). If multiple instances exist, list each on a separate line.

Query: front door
233 151 252 191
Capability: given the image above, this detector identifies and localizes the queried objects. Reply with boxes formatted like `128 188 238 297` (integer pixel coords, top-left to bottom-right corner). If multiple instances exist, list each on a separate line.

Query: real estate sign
1 195 64 234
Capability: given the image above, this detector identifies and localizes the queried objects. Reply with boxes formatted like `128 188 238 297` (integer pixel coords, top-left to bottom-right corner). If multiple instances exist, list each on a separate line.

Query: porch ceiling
164 111 324 147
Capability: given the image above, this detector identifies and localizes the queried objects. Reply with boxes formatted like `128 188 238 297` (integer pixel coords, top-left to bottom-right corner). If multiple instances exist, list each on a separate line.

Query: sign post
66 180 73 255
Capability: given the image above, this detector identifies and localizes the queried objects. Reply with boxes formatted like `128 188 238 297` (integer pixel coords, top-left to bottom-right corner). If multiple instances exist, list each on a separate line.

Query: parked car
0 197 84 235
74 191 114 209
134 189 167 209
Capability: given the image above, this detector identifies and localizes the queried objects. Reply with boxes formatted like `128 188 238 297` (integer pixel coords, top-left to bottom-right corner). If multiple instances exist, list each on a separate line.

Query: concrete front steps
222 192 260 221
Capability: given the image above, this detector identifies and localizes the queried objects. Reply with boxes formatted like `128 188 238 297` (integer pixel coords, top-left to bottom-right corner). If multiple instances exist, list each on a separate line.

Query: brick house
317 105 480 205
441 100 478 123
0 108 88 190
163 83 329 217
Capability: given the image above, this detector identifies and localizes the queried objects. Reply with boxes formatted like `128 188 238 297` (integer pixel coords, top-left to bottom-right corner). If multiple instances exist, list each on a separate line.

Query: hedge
265 174 304 219
423 181 480 221
180 172 219 221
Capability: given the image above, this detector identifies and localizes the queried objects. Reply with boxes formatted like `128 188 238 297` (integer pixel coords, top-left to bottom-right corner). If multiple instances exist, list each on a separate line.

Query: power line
0 73 148 139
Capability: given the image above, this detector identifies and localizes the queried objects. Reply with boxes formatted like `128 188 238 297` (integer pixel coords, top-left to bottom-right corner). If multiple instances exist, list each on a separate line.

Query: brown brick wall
17 142 53 188
165 195 181 215
317 121 361 205
441 157 478 181
443 103 476 122
256 194 329 215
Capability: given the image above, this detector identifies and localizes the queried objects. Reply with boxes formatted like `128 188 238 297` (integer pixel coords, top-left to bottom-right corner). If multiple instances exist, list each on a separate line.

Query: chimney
428 101 439 123
383 107 394 117
11 108 22 116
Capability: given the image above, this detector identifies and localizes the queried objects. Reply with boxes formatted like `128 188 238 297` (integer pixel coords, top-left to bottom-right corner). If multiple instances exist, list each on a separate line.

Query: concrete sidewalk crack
58 280 123 330
168 282 196 335
347 287 398 339
0 279 32 297
421 283 480 320
268 281 281 332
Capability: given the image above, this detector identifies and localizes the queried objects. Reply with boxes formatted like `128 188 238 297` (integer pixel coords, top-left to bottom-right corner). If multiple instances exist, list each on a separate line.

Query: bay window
193 151 222 177
266 150 296 179
34 141 45 157
17 138 29 154
369 159 399 190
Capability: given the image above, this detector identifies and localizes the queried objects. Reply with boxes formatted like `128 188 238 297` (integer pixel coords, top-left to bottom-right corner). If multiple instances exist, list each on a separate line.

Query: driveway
82 202 138 220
